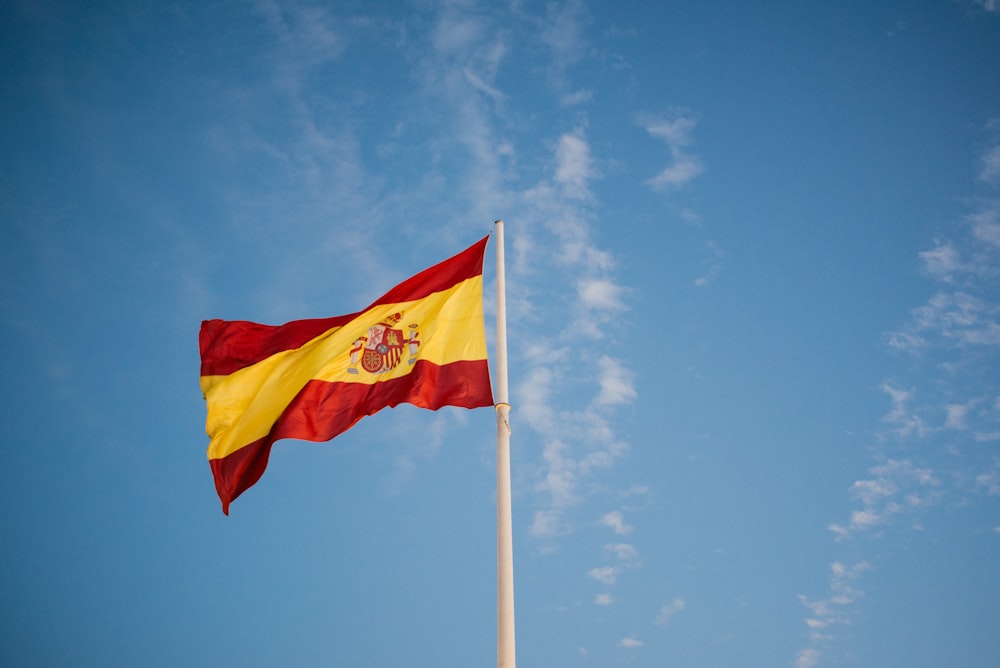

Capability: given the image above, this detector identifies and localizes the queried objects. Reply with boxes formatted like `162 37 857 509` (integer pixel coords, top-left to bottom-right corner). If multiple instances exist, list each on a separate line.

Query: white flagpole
494 220 516 668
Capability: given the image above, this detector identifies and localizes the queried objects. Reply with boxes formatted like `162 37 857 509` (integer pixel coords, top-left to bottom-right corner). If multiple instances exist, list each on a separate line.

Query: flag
200 236 494 514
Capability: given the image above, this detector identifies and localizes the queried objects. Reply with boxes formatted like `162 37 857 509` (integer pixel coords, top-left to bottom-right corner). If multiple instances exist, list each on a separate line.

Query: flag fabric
200 236 495 514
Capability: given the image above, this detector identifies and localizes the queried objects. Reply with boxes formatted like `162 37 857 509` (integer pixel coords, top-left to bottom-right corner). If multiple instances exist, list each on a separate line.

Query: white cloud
980 142 1000 182
827 522 849 540
595 593 613 605
795 562 871 664
888 198 1000 346
531 509 569 538
833 458 941 539
432 12 483 53
849 478 896 506
517 363 561 434
886 329 928 354
796 648 821 668
555 131 596 199
640 112 703 191
538 439 580 507
643 115 697 146
944 403 970 429
654 598 687 625
848 509 883 530
539 0 588 73
681 208 703 227
817 120 1000 668
561 88 593 106
520 362 633 540
970 206 1000 248
516 246 634 542
594 356 637 407
619 636 643 648
605 543 638 561
600 510 633 535
621 483 650 497
694 239 726 287
463 66 504 102
911 292 1000 347
432 21 631 558
588 566 617 585
578 278 625 311
880 383 926 438
869 459 939 486
256 0 346 82
919 242 963 280
646 156 703 190
881 384 914 420
976 471 1000 495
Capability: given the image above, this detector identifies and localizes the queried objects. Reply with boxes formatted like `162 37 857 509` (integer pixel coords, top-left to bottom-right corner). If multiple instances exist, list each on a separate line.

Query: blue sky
3 1 1000 666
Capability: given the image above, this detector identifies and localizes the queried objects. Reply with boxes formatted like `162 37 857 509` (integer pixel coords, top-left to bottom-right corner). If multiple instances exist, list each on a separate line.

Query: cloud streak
654 598 686 625
828 458 941 540
801 123 1000 666
640 112 703 191
796 561 871 667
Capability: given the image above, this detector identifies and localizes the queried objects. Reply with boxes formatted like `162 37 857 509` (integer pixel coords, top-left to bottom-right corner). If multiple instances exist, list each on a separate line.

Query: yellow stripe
202 276 486 460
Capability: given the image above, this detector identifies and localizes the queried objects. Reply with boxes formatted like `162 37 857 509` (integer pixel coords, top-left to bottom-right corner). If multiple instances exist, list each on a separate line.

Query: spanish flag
200 236 495 514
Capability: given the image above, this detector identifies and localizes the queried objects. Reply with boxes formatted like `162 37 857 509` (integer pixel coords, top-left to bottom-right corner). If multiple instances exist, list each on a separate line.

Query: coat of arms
348 312 420 374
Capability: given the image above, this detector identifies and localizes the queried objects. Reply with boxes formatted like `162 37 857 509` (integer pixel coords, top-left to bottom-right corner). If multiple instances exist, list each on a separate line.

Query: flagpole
494 220 516 668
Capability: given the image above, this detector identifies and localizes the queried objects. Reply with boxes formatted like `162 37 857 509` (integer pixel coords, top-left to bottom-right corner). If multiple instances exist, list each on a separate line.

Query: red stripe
210 358 494 514
200 236 489 377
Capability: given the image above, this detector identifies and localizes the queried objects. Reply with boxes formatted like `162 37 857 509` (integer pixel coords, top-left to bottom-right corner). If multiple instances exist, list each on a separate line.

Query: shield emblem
361 323 404 372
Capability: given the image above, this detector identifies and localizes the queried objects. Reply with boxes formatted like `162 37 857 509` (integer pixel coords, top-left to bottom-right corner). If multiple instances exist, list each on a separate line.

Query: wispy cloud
654 597 686 625
888 291 1000 352
585 542 641 607
255 0 347 91
555 130 597 200
561 88 593 106
972 0 1000 16
605 542 638 561
796 561 872 666
695 240 726 287
578 278 624 312
806 124 1000 665
976 467 1000 494
637 111 723 288
795 648 820 668
878 383 927 438
538 0 590 90
588 565 618 585
639 111 703 191
944 402 971 429
919 241 964 281
507 127 636 549
619 635 643 648
594 356 637 407
600 510 633 535
829 458 941 540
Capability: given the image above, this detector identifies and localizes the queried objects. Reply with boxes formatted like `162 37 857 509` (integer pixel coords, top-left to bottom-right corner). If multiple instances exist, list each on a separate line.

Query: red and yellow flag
200 236 494 514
